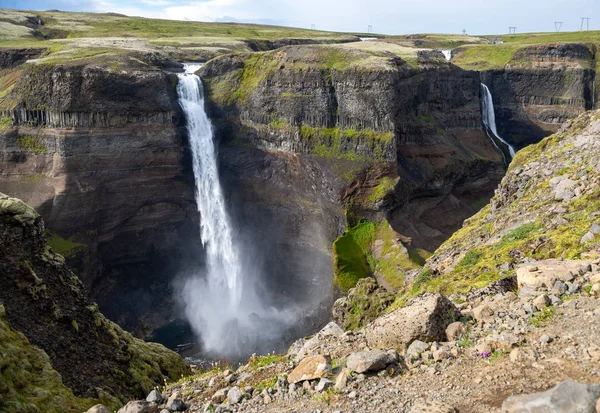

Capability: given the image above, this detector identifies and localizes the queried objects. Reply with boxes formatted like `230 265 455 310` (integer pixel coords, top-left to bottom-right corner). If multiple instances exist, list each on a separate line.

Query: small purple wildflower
478 351 491 358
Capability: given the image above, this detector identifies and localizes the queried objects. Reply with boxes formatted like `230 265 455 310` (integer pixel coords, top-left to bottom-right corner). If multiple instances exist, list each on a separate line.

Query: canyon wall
0 41 595 338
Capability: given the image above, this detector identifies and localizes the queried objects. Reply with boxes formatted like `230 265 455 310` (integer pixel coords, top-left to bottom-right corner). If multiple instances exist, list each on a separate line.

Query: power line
554 21 563 32
580 17 590 31
509 26 516 34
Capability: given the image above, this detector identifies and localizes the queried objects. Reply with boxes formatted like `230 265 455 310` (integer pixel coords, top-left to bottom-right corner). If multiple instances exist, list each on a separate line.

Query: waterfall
441 50 452 61
178 64 243 306
480 83 516 162
176 64 294 358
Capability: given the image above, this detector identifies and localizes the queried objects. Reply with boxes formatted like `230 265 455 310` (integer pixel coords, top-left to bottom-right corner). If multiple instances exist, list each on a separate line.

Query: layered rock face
0 193 190 411
0 58 200 335
200 46 506 252
481 43 597 148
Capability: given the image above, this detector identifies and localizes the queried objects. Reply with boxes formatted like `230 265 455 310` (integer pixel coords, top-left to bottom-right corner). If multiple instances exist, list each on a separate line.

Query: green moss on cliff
17 135 47 155
45 231 86 258
300 126 392 162
333 220 375 291
0 303 113 413
367 177 396 203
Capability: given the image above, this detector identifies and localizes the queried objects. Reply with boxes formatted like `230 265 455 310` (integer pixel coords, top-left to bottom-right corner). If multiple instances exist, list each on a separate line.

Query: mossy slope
398 110 600 303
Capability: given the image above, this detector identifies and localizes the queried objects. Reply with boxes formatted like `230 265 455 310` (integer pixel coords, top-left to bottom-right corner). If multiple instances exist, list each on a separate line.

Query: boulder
165 398 187 412
501 379 600 413
346 350 397 373
211 388 228 403
227 386 243 404
516 260 593 290
334 368 350 390
146 389 165 404
86 405 112 413
445 322 466 341
473 303 495 323
366 294 459 350
533 294 550 310
117 401 159 413
406 340 431 359
288 355 331 384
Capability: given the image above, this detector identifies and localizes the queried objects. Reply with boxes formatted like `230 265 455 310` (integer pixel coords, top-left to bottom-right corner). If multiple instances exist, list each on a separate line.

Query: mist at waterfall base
175 64 299 361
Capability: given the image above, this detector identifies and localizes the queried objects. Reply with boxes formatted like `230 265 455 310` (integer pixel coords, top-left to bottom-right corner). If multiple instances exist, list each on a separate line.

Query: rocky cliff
0 193 190 412
0 53 201 336
479 43 597 149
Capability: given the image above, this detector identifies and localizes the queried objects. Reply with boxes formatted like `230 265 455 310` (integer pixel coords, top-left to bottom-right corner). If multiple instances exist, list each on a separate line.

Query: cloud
138 0 173 6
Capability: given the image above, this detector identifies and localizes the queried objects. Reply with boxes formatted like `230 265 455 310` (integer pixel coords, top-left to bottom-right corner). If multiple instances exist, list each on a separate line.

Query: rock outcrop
0 193 190 410
0 56 200 335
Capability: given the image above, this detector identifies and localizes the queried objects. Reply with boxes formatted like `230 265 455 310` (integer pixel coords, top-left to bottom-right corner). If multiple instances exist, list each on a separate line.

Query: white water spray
480 83 516 161
441 50 452 61
176 64 294 358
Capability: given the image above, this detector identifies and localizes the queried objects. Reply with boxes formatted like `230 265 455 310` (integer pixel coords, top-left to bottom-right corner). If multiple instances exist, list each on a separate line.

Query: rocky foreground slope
0 193 189 413
109 111 600 412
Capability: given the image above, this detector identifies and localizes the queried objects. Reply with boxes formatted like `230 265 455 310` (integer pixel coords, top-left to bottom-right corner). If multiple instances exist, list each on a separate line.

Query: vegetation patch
17 135 47 155
248 353 285 370
45 230 86 258
333 220 375 291
367 177 396 203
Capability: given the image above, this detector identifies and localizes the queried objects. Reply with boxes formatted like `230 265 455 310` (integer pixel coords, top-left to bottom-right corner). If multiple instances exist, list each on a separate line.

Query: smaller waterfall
480 84 516 162
441 50 452 61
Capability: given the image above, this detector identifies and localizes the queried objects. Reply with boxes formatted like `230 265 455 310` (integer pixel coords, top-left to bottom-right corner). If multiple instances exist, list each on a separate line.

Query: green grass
16 135 47 155
248 354 285 370
367 177 396 203
0 116 12 131
528 306 555 327
333 220 375 291
45 230 86 258
457 329 472 348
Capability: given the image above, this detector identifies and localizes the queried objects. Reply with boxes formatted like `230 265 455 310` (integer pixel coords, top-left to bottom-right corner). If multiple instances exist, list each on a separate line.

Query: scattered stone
591 284 600 295
433 348 450 361
276 375 288 391
486 331 520 350
501 379 600 413
581 232 595 244
445 322 466 341
516 260 593 289
348 391 357 399
288 355 330 384
117 401 159 413
227 386 243 404
346 350 397 373
165 398 187 412
334 368 350 391
406 340 431 359
211 388 228 404
540 335 553 344
549 295 563 306
146 390 165 404
533 294 550 311
410 401 458 413
590 223 600 235
86 405 112 413
366 294 459 350
315 378 333 392
473 303 495 323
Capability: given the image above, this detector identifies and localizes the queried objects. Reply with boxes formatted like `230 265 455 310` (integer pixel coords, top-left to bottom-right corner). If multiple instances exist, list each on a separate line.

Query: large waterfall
176 64 293 359
480 84 516 162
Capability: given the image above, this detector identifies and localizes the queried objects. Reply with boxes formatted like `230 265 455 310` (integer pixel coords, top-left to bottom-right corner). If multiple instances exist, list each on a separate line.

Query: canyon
1 7 600 411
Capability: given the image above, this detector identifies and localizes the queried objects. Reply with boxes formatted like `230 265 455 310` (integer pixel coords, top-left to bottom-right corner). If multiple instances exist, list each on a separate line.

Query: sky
0 0 597 35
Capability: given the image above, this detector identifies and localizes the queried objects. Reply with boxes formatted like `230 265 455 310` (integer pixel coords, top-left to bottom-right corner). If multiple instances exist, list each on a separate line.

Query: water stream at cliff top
480 83 516 163
176 64 294 359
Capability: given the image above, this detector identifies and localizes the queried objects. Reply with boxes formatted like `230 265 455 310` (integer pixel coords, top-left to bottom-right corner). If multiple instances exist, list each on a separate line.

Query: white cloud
139 0 174 6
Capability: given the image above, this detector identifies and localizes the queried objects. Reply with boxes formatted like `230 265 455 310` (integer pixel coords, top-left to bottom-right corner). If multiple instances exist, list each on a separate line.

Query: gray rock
533 294 550 311
117 401 159 413
315 378 333 392
334 368 350 390
146 390 165 404
552 280 567 295
406 340 431 359
501 379 600 412
346 350 396 373
227 386 243 404
276 375 288 391
549 295 563 306
581 232 595 244
86 405 112 413
553 178 577 201
540 335 553 344
366 294 459 350
567 282 580 293
211 388 228 403
165 398 187 412
445 322 466 341
590 223 600 235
